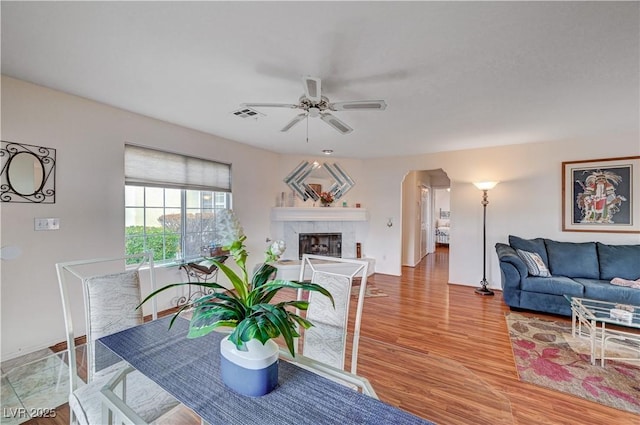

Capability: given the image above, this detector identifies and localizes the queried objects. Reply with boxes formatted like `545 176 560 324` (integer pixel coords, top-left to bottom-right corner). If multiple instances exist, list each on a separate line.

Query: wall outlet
34 218 60 231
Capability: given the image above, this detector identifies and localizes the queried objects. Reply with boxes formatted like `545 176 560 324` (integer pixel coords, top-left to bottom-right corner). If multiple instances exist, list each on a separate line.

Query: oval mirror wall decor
1 140 56 203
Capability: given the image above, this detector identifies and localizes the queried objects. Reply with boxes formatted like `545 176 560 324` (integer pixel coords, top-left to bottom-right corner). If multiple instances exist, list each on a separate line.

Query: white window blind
125 145 231 192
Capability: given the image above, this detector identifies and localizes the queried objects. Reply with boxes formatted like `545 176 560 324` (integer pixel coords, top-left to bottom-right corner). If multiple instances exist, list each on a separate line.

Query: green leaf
237 317 262 342
192 280 232 291
188 302 242 338
245 287 262 307
251 263 277 289
214 261 249 300
228 317 265 348
198 291 242 306
254 314 280 340
168 303 196 329
189 292 246 317
253 304 298 356
259 280 335 308
277 300 310 310
227 326 243 348
188 302 241 337
254 288 280 305
136 282 205 310
287 312 314 330
187 319 238 338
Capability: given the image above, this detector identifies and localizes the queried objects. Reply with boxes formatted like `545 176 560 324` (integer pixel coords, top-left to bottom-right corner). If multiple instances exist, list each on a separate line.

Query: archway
401 169 451 267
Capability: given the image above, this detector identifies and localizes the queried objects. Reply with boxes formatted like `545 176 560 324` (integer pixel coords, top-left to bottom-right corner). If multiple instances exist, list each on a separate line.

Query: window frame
124 145 232 264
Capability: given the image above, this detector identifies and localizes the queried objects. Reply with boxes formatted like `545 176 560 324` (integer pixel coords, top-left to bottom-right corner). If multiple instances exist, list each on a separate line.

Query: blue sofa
495 235 640 316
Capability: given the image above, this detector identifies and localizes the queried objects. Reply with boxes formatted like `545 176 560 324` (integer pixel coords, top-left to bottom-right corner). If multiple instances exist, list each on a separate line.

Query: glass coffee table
565 296 640 366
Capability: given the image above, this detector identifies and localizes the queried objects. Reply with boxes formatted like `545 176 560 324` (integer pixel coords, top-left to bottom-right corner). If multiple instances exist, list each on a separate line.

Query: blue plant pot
220 336 279 397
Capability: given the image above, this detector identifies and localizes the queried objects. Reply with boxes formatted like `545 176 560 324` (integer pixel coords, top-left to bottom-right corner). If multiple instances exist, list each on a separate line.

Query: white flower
265 239 286 262
269 240 286 257
215 209 244 247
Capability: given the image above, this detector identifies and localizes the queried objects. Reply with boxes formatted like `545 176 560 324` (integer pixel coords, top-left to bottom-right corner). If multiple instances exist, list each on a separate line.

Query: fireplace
298 233 342 259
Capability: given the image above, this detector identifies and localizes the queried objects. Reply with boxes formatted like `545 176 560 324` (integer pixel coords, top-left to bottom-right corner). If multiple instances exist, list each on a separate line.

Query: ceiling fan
241 76 387 135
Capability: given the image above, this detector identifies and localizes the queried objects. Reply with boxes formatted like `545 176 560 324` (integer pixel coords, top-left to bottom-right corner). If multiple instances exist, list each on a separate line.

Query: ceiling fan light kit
240 76 387 135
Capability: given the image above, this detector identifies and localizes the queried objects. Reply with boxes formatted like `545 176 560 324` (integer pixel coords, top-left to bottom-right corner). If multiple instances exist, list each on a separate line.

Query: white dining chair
56 252 179 425
296 254 370 375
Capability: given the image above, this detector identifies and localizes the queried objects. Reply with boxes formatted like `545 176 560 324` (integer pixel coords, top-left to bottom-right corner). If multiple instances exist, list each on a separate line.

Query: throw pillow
509 235 549 268
516 249 551 277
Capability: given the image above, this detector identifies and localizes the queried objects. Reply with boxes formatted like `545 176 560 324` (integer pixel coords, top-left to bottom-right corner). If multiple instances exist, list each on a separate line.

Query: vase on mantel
219 336 279 397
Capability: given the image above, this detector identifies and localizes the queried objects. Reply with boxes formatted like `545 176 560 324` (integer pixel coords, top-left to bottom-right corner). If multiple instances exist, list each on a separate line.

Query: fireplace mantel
271 207 368 222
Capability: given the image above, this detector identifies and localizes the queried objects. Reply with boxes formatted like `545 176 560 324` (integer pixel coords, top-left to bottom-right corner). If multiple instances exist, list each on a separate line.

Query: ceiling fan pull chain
306 115 309 143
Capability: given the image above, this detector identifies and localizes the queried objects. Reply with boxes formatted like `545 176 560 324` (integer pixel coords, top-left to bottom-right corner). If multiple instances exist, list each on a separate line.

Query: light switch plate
34 218 60 231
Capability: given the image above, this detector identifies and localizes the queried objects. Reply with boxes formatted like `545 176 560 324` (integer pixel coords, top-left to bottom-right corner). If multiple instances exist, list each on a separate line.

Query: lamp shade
473 181 498 190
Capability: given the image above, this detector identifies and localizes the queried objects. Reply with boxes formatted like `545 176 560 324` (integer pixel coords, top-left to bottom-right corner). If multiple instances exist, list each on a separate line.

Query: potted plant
139 209 333 396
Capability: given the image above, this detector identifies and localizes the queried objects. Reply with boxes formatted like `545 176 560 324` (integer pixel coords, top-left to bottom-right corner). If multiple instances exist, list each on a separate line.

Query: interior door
420 186 432 257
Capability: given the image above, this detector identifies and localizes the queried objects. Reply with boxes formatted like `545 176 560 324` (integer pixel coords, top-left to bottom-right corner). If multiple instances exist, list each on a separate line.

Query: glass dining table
97 316 434 425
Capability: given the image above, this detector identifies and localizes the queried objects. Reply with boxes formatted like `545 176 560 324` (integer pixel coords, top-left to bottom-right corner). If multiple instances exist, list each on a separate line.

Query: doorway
401 169 450 267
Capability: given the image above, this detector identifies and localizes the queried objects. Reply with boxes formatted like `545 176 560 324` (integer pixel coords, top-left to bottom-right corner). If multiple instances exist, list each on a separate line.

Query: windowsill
128 256 208 270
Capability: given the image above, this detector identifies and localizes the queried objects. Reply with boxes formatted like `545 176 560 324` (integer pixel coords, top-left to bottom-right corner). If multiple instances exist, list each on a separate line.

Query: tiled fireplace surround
270 208 369 261
279 221 357 260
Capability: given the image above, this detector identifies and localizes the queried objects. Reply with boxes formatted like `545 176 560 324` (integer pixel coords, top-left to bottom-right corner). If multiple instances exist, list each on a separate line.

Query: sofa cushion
545 240 599 279
509 235 548 268
521 276 584 297
516 249 551 277
596 243 640 281
575 278 640 306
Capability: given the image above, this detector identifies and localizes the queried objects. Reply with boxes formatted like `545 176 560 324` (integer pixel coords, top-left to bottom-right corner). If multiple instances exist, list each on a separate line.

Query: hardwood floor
357 247 638 425
32 246 638 424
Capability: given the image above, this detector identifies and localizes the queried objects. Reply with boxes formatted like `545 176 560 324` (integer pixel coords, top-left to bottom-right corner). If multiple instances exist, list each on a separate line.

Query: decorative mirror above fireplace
283 160 354 202
1 140 56 203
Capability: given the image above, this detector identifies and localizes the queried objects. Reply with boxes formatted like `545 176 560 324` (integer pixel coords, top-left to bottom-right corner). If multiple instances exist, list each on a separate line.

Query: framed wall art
562 156 639 233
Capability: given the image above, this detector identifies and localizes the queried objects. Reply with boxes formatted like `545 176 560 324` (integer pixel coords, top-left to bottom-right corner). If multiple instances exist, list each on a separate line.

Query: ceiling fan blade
241 102 299 109
329 100 387 111
320 113 353 135
281 113 307 132
302 76 322 103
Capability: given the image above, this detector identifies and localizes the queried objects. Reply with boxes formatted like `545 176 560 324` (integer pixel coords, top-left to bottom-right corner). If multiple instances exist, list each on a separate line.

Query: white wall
363 137 640 285
401 171 418 266
0 76 279 359
434 188 450 216
3 76 639 360
401 170 432 266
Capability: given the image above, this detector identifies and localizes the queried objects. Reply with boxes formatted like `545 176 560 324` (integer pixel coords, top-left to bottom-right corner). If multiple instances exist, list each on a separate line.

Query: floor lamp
473 181 498 296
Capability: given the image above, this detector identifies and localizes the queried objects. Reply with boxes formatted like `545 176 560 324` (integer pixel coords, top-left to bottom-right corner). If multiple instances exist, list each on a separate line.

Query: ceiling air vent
231 107 264 119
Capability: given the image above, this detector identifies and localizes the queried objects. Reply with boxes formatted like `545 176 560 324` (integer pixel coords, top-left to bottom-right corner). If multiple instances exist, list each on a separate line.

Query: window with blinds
124 145 232 264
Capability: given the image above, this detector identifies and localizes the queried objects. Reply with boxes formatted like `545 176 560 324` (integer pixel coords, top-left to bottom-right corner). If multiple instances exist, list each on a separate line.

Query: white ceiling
2 2 638 159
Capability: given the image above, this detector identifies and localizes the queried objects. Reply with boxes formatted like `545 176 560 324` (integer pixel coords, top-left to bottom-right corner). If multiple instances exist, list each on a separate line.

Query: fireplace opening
299 233 342 259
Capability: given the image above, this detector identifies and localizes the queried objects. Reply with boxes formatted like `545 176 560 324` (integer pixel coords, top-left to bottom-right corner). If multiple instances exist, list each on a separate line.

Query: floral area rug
350 283 388 298
505 312 640 414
